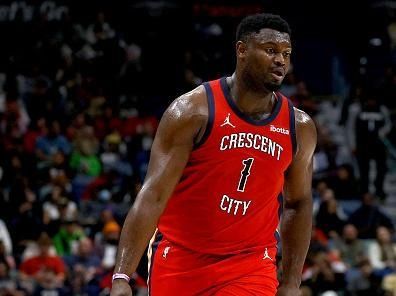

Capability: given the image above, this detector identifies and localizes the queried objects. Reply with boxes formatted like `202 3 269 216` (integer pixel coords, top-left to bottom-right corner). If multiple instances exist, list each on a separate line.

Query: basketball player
111 13 316 296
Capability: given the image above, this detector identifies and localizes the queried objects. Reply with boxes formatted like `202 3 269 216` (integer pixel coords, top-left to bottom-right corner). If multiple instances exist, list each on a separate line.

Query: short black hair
236 13 291 42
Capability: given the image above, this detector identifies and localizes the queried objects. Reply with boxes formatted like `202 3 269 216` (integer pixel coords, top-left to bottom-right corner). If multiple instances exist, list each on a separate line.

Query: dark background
0 0 393 100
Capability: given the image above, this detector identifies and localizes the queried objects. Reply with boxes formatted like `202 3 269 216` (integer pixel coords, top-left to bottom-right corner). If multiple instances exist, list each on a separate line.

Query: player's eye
282 52 291 58
265 48 275 54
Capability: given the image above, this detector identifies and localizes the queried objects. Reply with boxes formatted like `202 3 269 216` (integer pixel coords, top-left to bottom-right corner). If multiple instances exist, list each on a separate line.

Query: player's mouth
269 69 284 81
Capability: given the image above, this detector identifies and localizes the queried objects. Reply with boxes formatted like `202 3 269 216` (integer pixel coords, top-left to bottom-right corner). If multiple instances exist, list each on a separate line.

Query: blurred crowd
0 5 395 296
0 9 158 296
278 19 396 295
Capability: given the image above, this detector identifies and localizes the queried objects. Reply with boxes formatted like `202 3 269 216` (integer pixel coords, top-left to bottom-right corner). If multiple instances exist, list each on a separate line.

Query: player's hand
276 284 302 296
110 280 133 296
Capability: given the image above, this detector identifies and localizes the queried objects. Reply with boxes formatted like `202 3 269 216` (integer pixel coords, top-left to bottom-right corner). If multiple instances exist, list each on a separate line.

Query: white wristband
112 273 131 283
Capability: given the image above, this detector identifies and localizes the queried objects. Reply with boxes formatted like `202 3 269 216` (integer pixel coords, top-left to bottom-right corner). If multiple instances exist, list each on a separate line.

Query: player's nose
273 53 286 66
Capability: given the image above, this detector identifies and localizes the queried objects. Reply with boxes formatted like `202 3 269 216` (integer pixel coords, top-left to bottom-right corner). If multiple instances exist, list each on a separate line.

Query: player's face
238 28 292 92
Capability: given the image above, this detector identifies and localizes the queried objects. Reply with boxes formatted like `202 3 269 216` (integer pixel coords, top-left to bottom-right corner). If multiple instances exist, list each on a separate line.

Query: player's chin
263 81 282 92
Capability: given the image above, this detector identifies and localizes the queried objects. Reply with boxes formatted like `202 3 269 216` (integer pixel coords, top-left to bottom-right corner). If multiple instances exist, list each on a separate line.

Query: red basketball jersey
158 77 296 255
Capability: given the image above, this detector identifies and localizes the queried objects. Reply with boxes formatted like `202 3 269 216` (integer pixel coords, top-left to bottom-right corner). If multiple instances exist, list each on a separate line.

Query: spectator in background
327 164 360 200
347 259 383 295
56 197 78 224
91 208 117 245
25 77 63 124
70 125 101 201
101 220 120 270
346 88 392 199
367 226 396 277
64 237 101 275
312 180 329 202
42 187 77 236
0 153 26 192
0 260 23 296
64 237 101 296
100 132 132 177
313 123 337 175
23 117 47 156
52 219 85 256
47 152 71 187
339 84 365 126
93 104 122 141
19 233 65 293
31 268 69 296
313 187 347 221
38 168 71 203
9 177 43 245
42 186 68 219
291 81 318 117
119 43 143 105
0 90 30 135
302 251 346 295
86 12 115 45
35 120 71 170
348 193 394 239
382 274 396 296
0 105 26 156
316 197 346 237
69 126 100 177
133 129 154 182
329 224 367 269
308 225 329 255
72 124 99 155
66 113 89 141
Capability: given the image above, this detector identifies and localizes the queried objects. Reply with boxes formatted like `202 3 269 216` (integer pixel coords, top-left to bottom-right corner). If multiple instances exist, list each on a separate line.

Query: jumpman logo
163 246 170 258
220 113 236 128
263 248 273 261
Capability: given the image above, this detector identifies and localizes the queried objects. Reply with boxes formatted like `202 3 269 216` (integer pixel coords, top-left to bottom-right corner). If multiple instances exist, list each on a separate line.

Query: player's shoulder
293 107 316 133
292 107 317 155
172 84 207 111
165 85 208 124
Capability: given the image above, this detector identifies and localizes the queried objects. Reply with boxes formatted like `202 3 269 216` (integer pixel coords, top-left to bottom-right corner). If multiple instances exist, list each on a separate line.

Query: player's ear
236 41 247 59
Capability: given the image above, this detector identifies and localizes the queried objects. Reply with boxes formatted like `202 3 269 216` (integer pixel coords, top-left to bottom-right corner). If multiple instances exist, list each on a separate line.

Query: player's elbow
136 185 170 212
283 194 312 211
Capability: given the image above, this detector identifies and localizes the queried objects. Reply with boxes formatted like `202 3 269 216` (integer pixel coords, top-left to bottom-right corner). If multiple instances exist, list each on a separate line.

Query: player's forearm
113 189 166 276
280 197 312 287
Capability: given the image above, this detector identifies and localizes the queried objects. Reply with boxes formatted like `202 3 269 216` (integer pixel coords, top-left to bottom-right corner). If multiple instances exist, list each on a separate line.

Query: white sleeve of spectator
0 220 12 255
368 242 385 269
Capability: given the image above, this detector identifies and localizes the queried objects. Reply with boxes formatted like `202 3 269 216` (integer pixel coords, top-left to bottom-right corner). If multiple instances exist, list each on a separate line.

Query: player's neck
228 73 275 119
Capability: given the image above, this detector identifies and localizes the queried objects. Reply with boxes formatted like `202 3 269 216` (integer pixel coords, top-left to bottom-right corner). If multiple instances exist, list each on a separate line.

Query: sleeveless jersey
157 77 296 255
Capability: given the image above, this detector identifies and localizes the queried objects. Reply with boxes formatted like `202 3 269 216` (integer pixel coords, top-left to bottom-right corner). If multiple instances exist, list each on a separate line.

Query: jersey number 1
237 158 254 192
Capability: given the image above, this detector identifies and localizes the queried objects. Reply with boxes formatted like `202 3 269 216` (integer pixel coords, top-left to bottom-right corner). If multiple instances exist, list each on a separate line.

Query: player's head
235 13 292 92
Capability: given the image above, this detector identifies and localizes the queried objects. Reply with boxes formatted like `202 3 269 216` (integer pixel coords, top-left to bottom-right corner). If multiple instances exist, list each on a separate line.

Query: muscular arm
111 87 207 294
278 109 317 293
